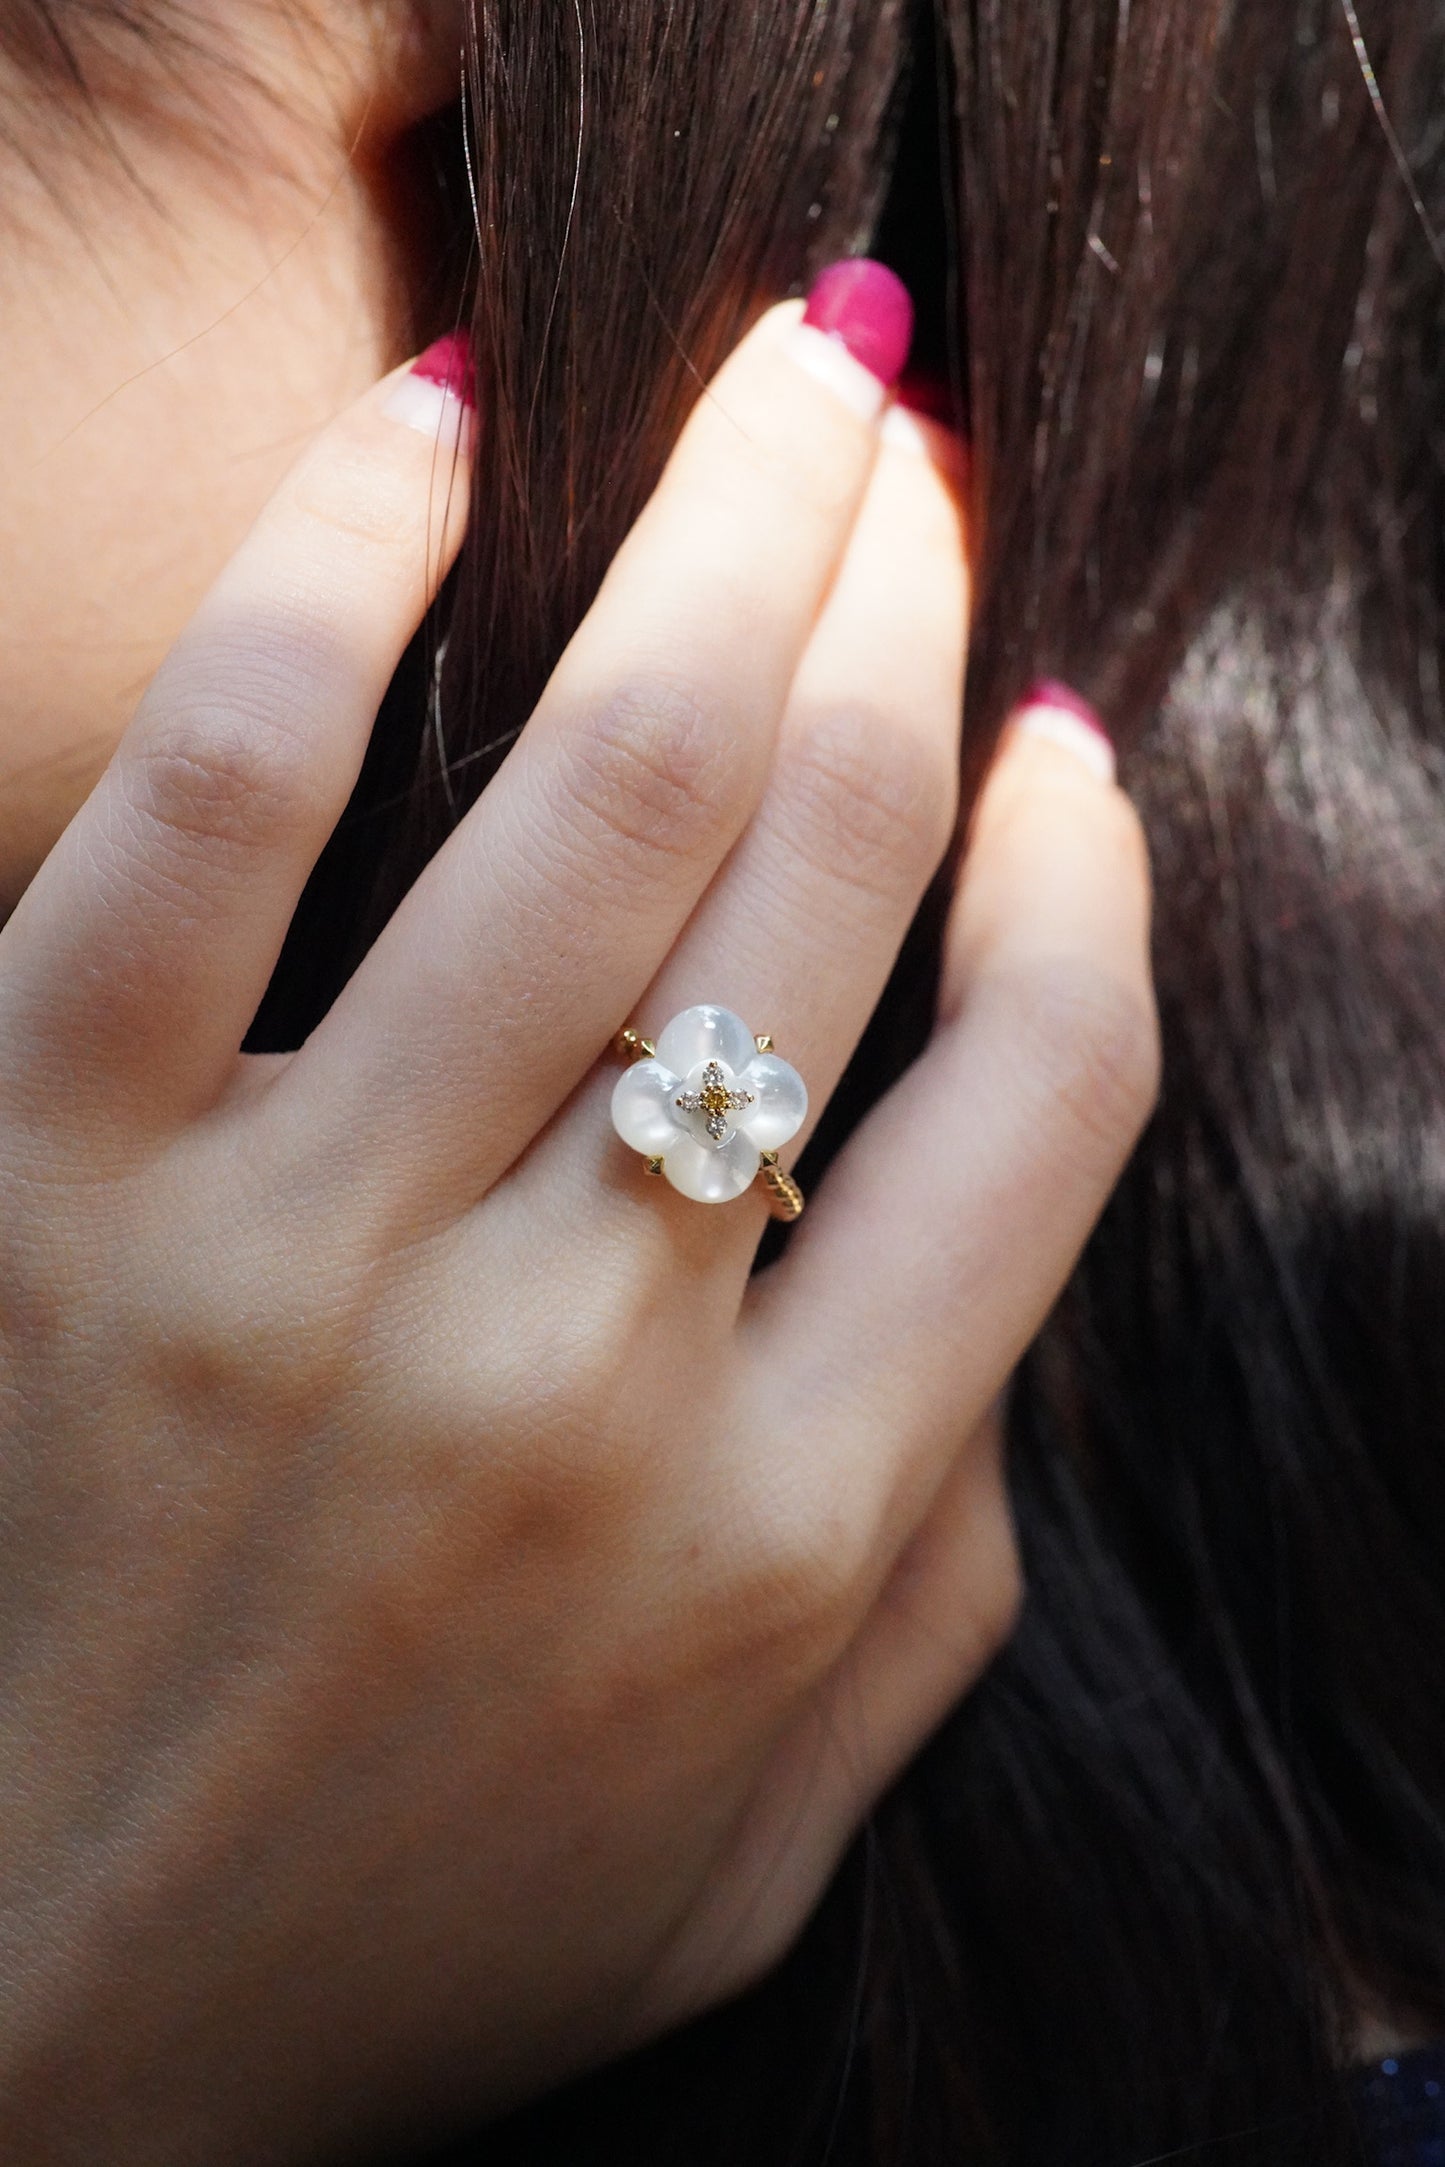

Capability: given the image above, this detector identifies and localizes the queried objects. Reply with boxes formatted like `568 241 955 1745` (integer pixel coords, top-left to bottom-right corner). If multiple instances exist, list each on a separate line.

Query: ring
610 1005 807 1218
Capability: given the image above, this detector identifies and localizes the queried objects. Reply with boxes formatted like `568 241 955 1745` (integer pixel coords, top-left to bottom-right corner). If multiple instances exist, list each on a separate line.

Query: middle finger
285 269 914 1228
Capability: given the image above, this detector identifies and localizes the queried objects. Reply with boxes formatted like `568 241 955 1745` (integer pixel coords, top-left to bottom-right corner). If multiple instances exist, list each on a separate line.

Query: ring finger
563 405 969 1258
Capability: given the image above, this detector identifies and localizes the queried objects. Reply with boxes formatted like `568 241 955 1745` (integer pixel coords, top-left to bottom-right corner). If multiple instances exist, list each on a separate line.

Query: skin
0 6 1161 2159
0 0 457 911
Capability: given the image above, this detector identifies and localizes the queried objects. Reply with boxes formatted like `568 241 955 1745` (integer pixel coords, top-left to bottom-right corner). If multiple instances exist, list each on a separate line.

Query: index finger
0 335 477 1134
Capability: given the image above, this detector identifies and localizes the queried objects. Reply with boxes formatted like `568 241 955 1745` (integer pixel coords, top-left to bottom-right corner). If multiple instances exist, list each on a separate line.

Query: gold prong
759 1148 779 1167
614 1028 657 1063
644 1156 665 1176
754 1032 774 1054
639 1038 656 1058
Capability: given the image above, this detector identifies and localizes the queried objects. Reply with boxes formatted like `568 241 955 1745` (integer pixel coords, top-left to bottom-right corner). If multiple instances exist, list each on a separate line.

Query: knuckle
778 702 958 896
1013 959 1161 1161
0 1201 82 1362
483 1432 638 1571
135 1179 359 1426
287 440 423 554
561 668 750 869
146 1269 337 1426
131 674 326 864
450 1316 650 1554
704 1478 867 1686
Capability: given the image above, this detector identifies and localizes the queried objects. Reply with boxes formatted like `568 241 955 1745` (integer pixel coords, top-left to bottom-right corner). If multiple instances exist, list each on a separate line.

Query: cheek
0 151 415 914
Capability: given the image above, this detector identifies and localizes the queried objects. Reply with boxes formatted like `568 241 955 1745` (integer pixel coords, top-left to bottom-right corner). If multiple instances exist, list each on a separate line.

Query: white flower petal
610 1059 683 1154
662 1128 760 1203
737 1052 808 1149
654 1004 756 1081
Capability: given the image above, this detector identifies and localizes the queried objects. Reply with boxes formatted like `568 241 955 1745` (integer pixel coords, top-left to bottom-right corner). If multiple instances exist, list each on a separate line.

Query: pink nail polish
410 329 476 412
802 259 914 389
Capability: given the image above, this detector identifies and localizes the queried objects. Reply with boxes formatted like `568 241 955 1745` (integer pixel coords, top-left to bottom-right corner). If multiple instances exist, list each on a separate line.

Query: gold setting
675 1060 755 1142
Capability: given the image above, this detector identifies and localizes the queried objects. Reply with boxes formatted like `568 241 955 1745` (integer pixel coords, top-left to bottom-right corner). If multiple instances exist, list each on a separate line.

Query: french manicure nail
383 329 477 440
879 402 935 456
880 399 971 489
1013 680 1115 783
783 258 914 421
803 259 914 384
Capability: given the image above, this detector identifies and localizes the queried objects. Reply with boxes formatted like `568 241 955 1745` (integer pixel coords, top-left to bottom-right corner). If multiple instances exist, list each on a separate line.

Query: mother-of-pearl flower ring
611 1006 808 1216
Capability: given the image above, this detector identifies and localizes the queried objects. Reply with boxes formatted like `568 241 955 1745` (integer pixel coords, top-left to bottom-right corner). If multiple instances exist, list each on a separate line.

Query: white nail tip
879 402 933 456
779 322 887 422
1014 704 1116 784
381 372 472 445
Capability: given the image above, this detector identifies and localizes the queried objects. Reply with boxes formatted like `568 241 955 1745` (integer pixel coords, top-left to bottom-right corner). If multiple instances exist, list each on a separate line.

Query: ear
266 0 470 150
354 0 471 143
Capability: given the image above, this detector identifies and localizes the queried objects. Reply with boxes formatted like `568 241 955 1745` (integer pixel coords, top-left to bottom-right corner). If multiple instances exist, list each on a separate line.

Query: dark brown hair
57 0 1445 2157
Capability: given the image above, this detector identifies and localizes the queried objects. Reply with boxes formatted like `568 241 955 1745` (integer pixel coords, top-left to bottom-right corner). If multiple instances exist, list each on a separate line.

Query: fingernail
783 258 914 421
1012 680 1115 783
383 330 477 441
804 259 914 382
879 399 971 488
879 403 935 456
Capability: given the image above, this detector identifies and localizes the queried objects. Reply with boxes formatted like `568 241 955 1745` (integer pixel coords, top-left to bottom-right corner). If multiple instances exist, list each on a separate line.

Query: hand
0 301 1157 2164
